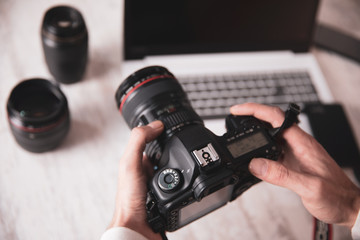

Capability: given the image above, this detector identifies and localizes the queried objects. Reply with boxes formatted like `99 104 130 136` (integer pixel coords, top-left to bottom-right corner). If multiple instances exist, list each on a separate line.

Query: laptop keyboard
178 70 320 119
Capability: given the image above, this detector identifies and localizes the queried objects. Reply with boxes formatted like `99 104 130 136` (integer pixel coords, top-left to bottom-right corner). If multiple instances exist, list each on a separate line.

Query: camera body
146 111 281 232
115 66 299 233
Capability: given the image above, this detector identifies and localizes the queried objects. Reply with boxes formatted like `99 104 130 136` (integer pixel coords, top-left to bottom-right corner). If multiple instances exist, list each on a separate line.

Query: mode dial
157 168 181 192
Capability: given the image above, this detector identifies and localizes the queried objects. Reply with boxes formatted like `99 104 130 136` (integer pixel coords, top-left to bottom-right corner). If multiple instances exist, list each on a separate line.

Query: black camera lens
7 79 70 153
115 66 203 165
41 6 88 84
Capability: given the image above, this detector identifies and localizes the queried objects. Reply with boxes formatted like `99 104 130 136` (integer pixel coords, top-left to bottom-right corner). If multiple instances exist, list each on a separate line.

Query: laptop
121 0 334 134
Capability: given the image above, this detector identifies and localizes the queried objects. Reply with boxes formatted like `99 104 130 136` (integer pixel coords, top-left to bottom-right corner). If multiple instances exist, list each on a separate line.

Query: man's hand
231 103 360 229
108 121 164 240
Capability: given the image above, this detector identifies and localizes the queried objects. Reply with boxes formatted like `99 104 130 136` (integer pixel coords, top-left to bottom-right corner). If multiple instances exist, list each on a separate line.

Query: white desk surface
1 0 359 239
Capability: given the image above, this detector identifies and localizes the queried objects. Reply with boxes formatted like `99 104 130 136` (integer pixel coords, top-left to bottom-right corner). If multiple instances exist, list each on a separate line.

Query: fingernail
249 158 268 177
229 105 238 113
148 120 163 129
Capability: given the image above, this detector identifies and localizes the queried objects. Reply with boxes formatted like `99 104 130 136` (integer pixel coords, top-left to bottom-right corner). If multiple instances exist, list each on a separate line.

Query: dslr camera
115 66 299 233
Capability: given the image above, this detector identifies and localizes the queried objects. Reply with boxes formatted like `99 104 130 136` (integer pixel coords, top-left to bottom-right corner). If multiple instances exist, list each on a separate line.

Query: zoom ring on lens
160 110 202 134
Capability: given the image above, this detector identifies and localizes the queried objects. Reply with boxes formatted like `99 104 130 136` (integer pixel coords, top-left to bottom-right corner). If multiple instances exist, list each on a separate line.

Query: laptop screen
124 0 319 60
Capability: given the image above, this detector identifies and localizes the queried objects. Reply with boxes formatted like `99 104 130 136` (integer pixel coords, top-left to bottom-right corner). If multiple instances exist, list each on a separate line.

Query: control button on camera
164 174 174 184
158 168 181 192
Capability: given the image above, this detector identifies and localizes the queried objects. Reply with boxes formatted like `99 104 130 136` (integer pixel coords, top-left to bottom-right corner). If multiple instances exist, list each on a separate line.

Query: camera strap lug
270 103 301 138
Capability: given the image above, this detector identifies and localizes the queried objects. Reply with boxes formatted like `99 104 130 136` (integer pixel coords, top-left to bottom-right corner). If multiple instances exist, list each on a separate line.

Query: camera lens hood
115 66 174 111
7 78 70 152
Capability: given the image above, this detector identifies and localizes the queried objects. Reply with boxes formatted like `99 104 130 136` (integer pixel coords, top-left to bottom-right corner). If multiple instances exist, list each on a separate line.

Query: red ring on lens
119 74 173 113
8 114 68 133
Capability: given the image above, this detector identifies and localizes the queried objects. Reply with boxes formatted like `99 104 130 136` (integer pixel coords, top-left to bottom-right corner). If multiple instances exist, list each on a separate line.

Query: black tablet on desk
303 103 360 181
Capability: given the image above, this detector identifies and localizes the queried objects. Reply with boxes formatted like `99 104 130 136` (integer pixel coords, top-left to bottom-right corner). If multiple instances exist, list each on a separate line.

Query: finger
230 103 285 128
142 154 155 179
230 103 308 143
123 121 164 172
249 157 306 195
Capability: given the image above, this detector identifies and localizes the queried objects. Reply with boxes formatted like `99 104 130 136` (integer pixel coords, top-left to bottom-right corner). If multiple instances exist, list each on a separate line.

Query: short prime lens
41 5 88 84
7 79 70 152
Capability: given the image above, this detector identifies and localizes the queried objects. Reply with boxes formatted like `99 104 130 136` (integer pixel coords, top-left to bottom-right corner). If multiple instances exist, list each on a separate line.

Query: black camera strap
313 218 332 240
270 103 301 138
160 231 168 240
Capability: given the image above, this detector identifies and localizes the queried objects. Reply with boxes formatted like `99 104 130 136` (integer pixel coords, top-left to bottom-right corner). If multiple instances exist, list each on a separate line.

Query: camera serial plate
192 143 219 167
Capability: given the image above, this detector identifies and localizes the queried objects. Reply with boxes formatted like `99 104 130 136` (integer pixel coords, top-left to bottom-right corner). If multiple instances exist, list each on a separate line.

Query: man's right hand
231 103 360 229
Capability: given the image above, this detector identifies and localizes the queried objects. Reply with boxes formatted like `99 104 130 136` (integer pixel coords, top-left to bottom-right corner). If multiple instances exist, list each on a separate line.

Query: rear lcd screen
124 0 319 59
179 185 233 227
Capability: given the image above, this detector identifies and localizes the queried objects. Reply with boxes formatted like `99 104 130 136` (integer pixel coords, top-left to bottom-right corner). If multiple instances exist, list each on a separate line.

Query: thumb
128 120 164 153
249 158 303 194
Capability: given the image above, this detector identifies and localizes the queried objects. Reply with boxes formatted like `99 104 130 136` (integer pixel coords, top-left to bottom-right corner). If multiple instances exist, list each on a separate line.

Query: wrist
108 213 162 240
108 213 139 233
347 194 360 229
